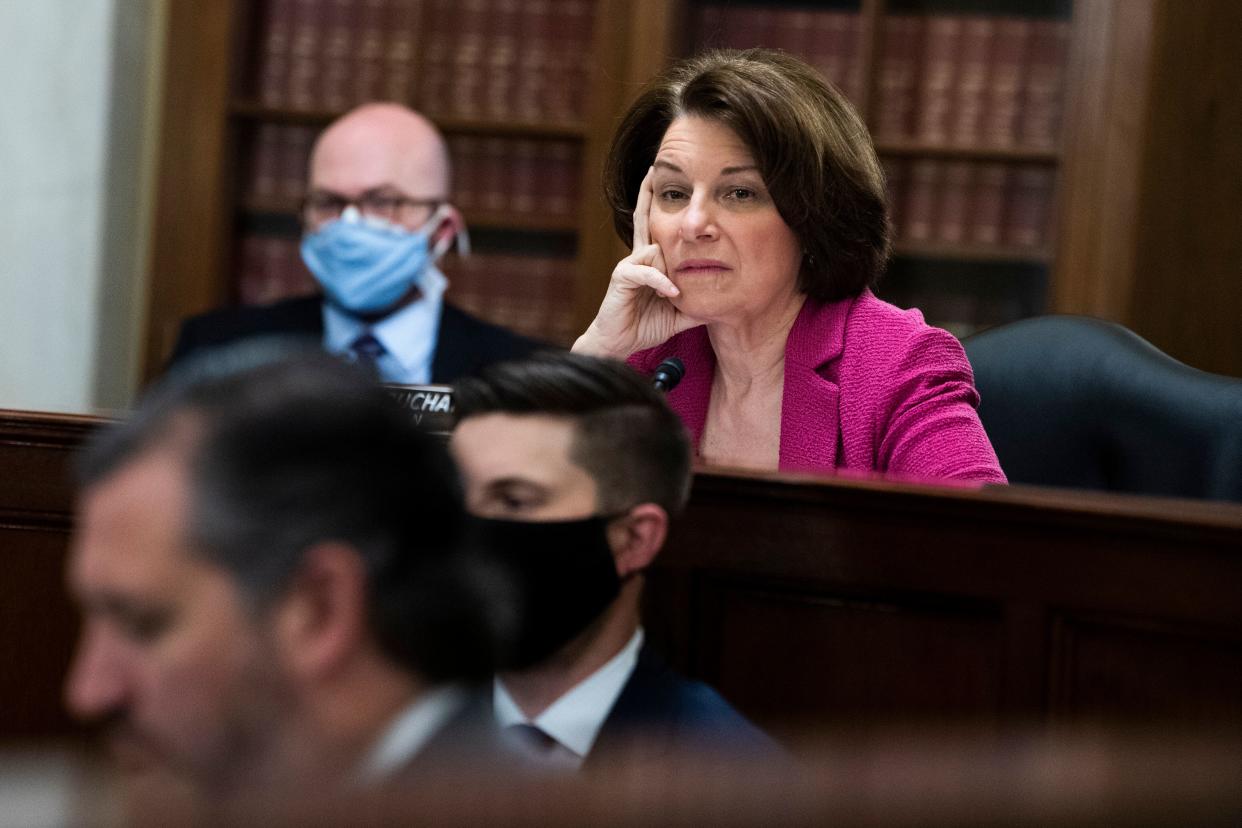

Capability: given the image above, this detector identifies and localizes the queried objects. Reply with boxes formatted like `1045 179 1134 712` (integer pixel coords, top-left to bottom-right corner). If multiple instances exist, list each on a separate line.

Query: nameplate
384 384 456 434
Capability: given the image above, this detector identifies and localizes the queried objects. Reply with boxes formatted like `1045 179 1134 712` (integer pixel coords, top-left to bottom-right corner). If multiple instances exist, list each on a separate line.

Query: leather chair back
962 316 1242 501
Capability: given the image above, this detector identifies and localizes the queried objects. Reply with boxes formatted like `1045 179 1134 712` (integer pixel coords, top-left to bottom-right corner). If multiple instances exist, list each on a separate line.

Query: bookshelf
143 0 643 374
654 0 1242 372
144 0 1242 378
677 0 1071 337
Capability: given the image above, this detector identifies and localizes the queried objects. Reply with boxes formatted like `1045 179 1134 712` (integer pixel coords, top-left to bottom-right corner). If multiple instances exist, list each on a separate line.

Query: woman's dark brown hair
604 48 891 301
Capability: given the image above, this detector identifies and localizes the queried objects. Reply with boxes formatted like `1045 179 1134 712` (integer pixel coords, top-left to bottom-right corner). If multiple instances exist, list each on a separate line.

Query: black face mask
463 514 623 671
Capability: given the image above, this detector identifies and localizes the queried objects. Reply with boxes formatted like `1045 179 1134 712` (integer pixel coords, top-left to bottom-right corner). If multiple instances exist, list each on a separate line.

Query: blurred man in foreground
65 346 508 804
451 352 775 770
171 103 541 381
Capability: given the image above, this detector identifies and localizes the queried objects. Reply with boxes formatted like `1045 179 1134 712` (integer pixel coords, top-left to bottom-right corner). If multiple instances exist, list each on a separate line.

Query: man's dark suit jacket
169 295 546 383
581 642 780 771
399 689 513 778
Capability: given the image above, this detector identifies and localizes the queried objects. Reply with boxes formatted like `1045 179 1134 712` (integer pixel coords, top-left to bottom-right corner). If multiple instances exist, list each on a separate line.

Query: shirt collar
494 628 644 761
355 684 467 785
321 266 447 380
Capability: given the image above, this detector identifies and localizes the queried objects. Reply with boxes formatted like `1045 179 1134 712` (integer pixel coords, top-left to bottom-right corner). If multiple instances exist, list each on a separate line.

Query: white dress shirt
355 684 468 785
322 265 447 385
493 628 644 770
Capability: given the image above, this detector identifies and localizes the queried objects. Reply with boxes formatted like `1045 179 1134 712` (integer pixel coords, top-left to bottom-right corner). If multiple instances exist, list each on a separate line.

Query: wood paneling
693 577 1004 738
1128 0 1242 375
143 1 238 376
5 410 1242 742
1054 0 1242 375
1050 612 1242 724
0 410 102 741
646 469 1242 732
0 527 79 738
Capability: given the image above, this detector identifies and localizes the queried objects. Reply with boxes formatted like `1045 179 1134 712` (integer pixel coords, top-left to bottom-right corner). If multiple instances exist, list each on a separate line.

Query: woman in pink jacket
573 49 1005 486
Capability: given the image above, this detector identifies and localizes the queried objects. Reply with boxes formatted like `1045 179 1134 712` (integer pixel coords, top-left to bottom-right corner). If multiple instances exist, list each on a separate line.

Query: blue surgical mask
301 205 451 315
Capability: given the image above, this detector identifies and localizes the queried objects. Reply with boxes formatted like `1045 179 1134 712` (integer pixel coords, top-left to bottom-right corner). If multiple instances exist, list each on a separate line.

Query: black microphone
652 357 685 393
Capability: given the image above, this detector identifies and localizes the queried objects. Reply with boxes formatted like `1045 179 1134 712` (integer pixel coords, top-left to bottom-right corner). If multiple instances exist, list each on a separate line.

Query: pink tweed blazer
629 291 1007 485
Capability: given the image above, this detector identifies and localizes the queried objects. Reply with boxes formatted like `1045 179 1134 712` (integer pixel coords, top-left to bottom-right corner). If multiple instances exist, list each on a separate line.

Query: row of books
236 234 318 306
449 136 582 221
876 15 1070 150
695 5 1069 151
885 160 1056 250
442 252 577 345
234 233 577 344
243 125 584 223
252 0 597 123
696 5 867 107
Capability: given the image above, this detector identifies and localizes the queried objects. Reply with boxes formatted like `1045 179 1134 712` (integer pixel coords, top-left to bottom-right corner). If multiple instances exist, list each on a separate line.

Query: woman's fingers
615 260 680 298
631 167 654 252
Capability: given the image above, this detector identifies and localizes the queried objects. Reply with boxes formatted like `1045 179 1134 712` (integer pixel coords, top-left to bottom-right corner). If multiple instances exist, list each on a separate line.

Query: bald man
170 103 543 383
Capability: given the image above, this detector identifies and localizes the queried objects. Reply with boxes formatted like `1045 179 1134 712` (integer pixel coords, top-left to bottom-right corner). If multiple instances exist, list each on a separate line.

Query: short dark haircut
453 352 692 515
605 48 890 302
79 341 506 683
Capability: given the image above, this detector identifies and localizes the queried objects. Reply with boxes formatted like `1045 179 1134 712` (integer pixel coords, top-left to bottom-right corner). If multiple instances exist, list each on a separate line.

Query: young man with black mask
451 352 775 771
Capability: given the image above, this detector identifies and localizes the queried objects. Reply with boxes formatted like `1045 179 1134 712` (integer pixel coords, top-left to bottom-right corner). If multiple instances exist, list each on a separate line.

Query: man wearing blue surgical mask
170 103 543 383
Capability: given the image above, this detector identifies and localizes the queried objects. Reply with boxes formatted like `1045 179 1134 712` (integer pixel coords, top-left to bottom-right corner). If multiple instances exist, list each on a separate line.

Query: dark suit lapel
430 304 466 383
402 688 501 773
582 643 680 771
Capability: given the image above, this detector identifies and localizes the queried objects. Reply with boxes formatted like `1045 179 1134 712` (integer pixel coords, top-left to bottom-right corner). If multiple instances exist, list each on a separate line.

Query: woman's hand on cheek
573 167 699 358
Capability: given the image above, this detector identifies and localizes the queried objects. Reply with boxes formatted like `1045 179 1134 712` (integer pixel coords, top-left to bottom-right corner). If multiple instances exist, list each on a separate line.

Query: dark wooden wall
646 474 1242 741
4 409 1242 745
0 411 99 739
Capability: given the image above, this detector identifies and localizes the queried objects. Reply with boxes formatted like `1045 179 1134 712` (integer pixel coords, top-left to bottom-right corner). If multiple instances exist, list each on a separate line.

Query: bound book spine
510 139 538 216
237 236 317 306
951 16 995 147
416 0 453 116
1019 18 1070 150
287 0 324 110
247 124 284 208
1005 166 1055 248
383 0 422 104
257 0 295 106
480 137 508 213
448 135 480 213
915 15 962 146
541 140 578 219
775 8 813 63
936 161 974 244
352 0 388 105
875 15 923 142
514 0 551 122
840 12 866 107
450 0 487 119
544 0 594 123
882 158 908 241
484 0 520 120
319 0 353 111
969 162 1010 246
280 126 316 209
809 11 848 95
982 17 1032 148
903 159 941 243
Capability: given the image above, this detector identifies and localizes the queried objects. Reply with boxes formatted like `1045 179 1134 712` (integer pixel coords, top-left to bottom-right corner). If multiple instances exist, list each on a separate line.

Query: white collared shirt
493 628 644 769
322 265 447 385
355 684 467 785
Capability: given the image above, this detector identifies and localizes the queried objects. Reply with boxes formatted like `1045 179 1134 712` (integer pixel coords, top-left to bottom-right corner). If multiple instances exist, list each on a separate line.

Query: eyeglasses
301 190 444 228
